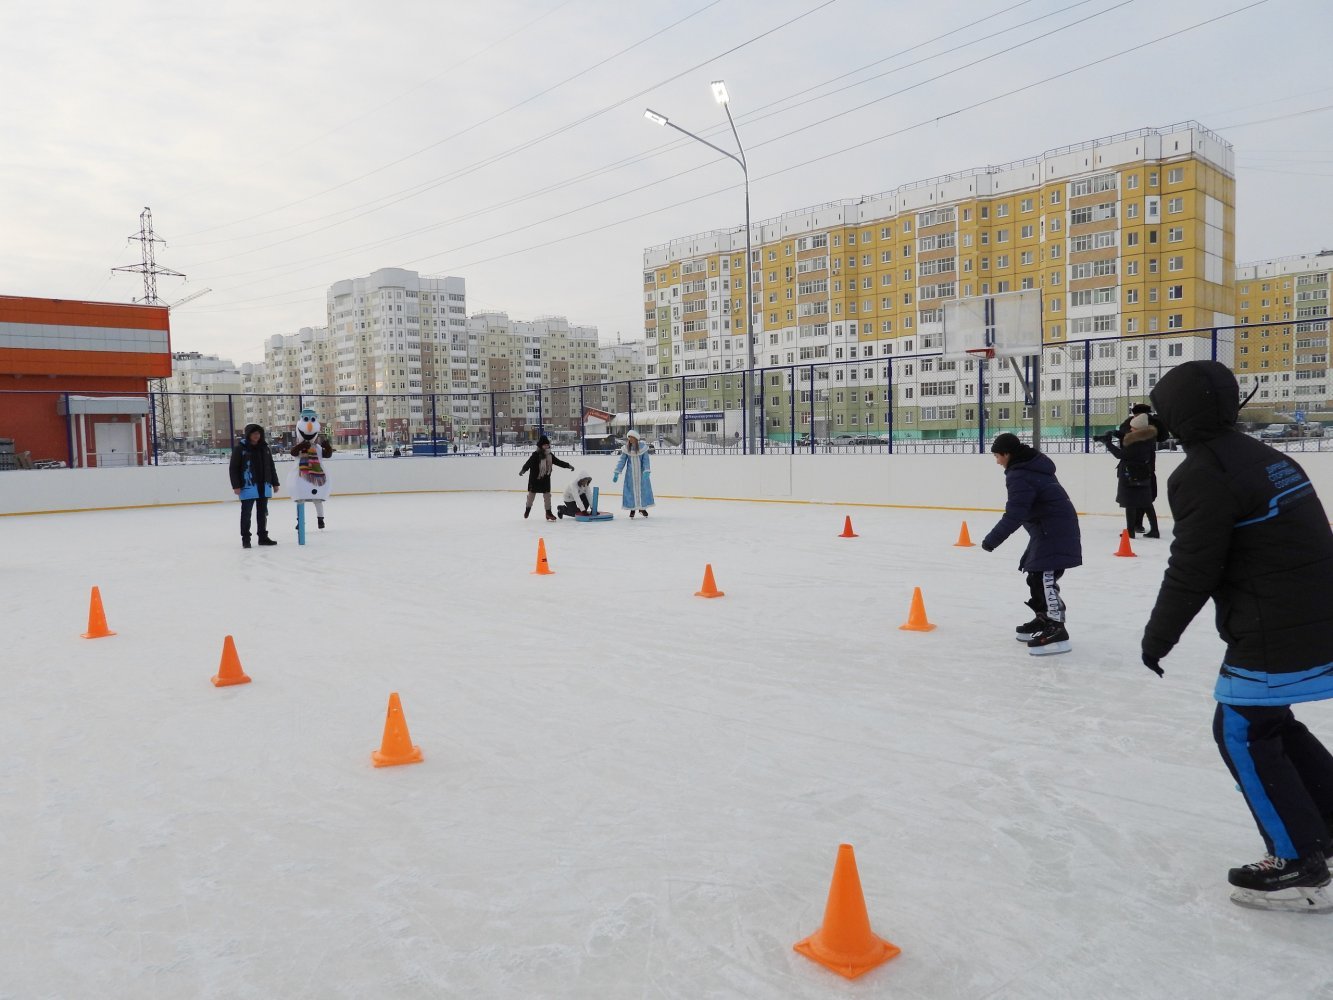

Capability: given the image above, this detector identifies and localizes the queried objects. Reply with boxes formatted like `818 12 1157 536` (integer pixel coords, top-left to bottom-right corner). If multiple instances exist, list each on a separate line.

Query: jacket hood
1149 360 1238 444
1122 425 1158 448
1009 450 1057 477
242 423 266 443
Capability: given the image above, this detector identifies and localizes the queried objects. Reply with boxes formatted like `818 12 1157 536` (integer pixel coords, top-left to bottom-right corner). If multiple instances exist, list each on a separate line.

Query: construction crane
168 287 212 310
151 288 213 456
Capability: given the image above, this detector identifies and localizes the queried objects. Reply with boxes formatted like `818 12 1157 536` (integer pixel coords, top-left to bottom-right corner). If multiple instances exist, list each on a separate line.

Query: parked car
845 434 887 446
1258 423 1291 440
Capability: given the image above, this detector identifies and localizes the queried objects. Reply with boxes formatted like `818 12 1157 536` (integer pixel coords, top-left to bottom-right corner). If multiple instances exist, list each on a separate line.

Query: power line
173 0 841 248
190 2 1267 316
181 0 1106 278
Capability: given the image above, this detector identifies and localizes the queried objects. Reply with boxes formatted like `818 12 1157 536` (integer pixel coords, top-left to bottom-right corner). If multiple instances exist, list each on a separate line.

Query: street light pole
645 80 755 454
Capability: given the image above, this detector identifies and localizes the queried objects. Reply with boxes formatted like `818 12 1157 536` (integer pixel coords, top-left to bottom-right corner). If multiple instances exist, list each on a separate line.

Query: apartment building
326 268 467 444
1235 251 1333 413
471 312 603 440
643 123 1235 439
160 352 242 447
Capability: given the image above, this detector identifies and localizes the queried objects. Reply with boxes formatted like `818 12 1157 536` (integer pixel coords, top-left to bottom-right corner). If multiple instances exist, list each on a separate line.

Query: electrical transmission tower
113 207 185 304
114 207 186 458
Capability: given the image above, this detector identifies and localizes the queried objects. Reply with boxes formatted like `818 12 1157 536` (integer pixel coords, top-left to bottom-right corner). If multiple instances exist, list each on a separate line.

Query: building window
1168 167 1184 184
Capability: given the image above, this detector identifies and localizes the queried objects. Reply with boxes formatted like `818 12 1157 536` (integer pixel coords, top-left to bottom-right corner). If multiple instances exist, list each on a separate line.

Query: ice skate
639 509 648 517
629 510 636 518
1015 615 1046 642
317 516 325 530
257 534 278 547
545 511 557 522
1228 853 1332 914
524 507 531 519
1027 620 1070 656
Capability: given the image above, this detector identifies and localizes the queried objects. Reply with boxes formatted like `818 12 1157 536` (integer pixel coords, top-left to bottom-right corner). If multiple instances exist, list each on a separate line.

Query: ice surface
3 494 1331 999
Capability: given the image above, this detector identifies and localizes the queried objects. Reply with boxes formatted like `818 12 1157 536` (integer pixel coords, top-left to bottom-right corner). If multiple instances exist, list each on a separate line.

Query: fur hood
1122 425 1158 449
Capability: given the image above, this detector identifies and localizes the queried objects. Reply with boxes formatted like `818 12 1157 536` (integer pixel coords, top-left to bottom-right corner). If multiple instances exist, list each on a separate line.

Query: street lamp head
643 108 669 127
711 80 730 106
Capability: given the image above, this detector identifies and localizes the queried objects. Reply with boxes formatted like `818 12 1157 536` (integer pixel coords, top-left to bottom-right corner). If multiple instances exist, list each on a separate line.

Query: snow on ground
3 491 1331 999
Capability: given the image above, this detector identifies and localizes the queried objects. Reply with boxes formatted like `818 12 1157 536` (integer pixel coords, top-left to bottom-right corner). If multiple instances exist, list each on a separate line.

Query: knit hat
1131 403 1153 416
625 428 640 440
990 432 1022 455
1129 413 1150 430
537 434 551 447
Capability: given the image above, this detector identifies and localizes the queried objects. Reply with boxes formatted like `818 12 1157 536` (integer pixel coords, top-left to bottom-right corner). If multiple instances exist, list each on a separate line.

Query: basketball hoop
965 348 996 361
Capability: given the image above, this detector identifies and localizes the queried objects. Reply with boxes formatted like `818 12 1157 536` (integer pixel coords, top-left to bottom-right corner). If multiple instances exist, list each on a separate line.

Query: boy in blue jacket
981 433 1082 656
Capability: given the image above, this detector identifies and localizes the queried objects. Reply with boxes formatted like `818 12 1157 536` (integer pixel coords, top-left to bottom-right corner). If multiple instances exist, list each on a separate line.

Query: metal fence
2 322 1328 468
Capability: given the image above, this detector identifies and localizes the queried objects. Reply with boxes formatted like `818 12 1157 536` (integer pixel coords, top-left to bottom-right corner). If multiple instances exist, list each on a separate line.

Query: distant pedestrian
520 435 573 521
1141 360 1333 913
1103 412 1160 538
229 423 280 548
612 428 654 518
981 433 1082 655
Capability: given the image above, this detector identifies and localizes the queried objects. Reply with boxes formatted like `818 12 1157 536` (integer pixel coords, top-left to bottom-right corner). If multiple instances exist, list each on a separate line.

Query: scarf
298 441 327 486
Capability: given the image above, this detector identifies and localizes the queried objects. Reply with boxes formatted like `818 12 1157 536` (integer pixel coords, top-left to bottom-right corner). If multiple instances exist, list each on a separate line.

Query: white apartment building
160 352 242 447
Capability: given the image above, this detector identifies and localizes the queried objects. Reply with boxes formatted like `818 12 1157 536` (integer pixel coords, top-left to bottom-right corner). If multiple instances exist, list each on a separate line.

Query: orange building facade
0 296 171 467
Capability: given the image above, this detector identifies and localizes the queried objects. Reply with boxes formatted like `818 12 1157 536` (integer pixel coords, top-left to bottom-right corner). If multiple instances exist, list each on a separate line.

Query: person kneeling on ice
612 428 654 518
1141 360 1333 914
290 407 334 531
980 433 1082 655
557 472 594 519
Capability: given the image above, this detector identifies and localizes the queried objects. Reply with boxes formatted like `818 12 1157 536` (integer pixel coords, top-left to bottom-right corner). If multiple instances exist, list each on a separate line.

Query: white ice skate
1229 884 1333 914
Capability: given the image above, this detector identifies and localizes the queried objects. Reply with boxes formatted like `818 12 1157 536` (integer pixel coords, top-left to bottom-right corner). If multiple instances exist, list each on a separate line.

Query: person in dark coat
1117 403 1169 531
981 433 1082 655
228 423 281 548
1104 412 1160 538
519 435 573 521
1141 360 1333 911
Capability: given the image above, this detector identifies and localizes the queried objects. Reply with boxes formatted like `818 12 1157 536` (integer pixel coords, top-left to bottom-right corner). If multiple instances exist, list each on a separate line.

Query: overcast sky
3 0 1330 365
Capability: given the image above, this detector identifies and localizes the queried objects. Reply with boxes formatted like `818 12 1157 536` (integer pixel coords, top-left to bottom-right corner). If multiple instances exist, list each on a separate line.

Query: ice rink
3 490 1332 999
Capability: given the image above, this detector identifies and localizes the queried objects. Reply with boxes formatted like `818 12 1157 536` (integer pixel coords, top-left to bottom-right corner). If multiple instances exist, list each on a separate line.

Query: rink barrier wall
6 451 1333 521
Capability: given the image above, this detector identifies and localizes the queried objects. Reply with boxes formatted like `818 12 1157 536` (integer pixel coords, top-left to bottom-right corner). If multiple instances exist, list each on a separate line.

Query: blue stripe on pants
1220 705 1298 859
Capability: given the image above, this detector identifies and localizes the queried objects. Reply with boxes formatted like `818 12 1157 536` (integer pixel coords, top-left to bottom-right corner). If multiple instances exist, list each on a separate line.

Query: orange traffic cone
532 537 554 575
695 563 725 598
81 586 116 639
1115 529 1137 558
372 692 423 768
838 516 858 538
898 586 936 632
211 635 252 687
954 521 975 547
794 844 901 979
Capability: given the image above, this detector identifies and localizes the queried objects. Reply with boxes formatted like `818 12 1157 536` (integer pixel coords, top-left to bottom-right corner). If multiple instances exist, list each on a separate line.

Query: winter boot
241 536 252 549
1228 852 1332 913
630 510 636 518
1143 530 1161 539
639 509 648 517
257 534 278 547
1027 620 1071 656
1015 615 1047 643
317 517 325 530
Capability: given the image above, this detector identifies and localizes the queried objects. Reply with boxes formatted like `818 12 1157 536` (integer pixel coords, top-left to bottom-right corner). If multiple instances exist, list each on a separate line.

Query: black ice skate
545 511 557 522
257 534 278 546
629 510 636 518
1026 620 1070 656
1228 853 1332 914
1015 615 1047 642
524 507 532 519
317 516 325 530
639 509 648 517
241 537 251 549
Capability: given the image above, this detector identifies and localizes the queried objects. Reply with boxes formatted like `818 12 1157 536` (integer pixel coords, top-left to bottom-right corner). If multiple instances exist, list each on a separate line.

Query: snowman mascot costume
290 407 334 530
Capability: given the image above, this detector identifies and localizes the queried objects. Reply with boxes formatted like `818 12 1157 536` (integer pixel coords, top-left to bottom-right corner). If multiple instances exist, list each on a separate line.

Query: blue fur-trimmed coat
613 445 654 509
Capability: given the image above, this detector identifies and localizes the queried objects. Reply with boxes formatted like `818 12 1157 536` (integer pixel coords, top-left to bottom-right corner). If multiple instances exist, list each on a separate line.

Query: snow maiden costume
290 407 334 530
612 428 654 517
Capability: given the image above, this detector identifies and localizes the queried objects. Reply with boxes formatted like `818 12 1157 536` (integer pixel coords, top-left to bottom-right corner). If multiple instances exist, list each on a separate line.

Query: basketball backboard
942 289 1042 361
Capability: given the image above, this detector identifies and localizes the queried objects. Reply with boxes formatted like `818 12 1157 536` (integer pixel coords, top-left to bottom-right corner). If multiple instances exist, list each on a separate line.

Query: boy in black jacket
229 424 281 548
1143 360 1333 913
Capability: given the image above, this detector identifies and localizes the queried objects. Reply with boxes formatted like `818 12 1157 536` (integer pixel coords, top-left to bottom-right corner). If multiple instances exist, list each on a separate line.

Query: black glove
981 540 995 552
1142 652 1164 678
